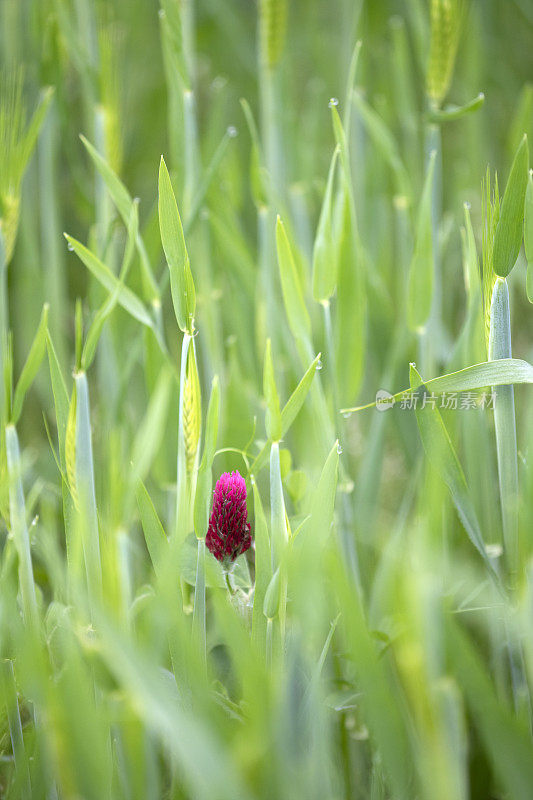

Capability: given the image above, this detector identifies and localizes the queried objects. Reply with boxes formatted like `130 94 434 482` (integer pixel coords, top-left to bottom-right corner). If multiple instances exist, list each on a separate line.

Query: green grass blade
80 134 159 302
350 89 411 198
263 338 281 441
312 146 339 303
488 278 519 581
342 357 533 413
299 440 339 551
270 441 287 571
136 481 169 580
409 365 494 571
65 234 154 329
5 424 39 630
158 156 196 333
275 216 311 345
82 202 139 371
193 376 220 539
407 150 437 331
130 367 173 490
493 135 529 278
447 618 533 800
74 372 103 611
12 302 48 425
1 660 32 797
251 475 271 653
525 169 533 303
251 351 321 473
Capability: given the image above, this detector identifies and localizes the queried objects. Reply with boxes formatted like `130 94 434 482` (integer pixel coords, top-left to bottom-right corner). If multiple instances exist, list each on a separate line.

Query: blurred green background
0 0 532 798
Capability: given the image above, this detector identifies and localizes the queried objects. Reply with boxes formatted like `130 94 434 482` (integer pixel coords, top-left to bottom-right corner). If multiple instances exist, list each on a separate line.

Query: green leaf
251 476 271 650
263 338 281 441
80 134 159 301
1 661 31 796
82 202 139 371
281 352 321 435
447 618 533 800
240 97 267 208
5 424 39 629
409 364 493 570
74 372 103 611
525 169 533 303
275 216 311 343
46 332 69 459
136 480 169 579
312 146 339 302
330 104 366 403
407 150 437 331
336 194 366 403
158 156 196 333
12 303 48 424
299 440 339 551
130 367 173 488
350 90 411 198
342 358 533 414
488 278 519 580
335 555 413 799
19 86 54 177
251 352 321 474
81 134 132 228
493 134 529 278
427 92 485 123
65 234 153 328
263 566 281 620
270 441 288 570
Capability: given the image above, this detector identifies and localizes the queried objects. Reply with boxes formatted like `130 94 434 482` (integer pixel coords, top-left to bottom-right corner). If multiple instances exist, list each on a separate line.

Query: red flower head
205 471 252 566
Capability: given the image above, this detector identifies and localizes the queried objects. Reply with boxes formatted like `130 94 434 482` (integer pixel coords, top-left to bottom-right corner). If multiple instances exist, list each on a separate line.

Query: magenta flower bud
205 471 252 566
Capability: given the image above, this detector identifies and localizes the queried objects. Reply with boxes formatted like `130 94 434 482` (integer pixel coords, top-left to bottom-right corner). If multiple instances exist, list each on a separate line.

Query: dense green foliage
0 0 532 798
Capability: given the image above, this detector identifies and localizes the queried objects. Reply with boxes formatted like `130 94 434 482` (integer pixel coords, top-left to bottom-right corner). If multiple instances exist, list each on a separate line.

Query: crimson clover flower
205 471 252 566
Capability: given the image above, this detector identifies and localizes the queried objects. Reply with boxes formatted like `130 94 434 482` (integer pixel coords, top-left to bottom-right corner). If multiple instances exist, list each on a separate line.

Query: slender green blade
312 146 339 303
251 476 271 650
12 302 48 424
65 234 153 328
493 135 529 278
275 216 311 344
409 364 492 568
136 481 169 580
407 150 437 331
342 357 533 413
193 376 220 539
525 169 533 302
263 338 281 441
158 156 196 333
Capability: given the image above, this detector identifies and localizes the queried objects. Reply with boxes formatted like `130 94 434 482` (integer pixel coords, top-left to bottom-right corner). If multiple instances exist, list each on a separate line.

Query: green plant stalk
38 106 67 370
176 333 192 549
419 123 442 377
487 280 528 752
266 617 273 670
258 16 283 343
5 423 39 631
270 441 287 642
116 529 132 630
322 301 339 421
74 372 103 613
321 299 361 587
94 106 113 260
183 89 200 220
0 231 7 416
192 537 206 671
488 278 519 583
